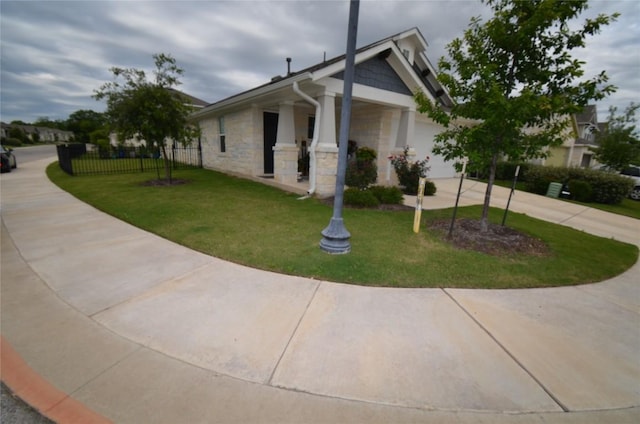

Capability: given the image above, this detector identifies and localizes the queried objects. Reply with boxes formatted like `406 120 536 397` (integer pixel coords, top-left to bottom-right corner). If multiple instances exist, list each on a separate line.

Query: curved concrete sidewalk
1 158 639 423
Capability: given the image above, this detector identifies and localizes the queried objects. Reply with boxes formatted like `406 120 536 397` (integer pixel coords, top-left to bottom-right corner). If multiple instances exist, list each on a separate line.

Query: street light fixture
319 0 360 254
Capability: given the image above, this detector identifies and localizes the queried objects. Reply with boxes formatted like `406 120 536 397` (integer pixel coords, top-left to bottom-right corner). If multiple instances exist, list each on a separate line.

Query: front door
263 112 278 174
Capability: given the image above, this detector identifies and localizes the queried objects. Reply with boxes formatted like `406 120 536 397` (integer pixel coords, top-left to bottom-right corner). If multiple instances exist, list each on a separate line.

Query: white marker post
413 177 427 233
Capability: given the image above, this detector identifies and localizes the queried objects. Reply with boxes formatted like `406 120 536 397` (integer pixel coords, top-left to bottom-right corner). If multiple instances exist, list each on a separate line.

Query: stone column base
273 144 299 186
314 144 339 198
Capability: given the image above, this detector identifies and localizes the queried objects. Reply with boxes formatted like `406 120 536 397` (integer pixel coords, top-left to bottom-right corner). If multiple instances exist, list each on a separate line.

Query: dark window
218 116 226 153
308 116 315 139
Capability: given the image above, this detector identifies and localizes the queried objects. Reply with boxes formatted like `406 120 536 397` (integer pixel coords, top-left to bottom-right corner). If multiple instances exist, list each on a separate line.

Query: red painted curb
0 336 113 424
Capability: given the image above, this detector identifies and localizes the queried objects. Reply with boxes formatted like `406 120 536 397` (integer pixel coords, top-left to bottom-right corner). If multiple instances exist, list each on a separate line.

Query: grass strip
47 164 638 289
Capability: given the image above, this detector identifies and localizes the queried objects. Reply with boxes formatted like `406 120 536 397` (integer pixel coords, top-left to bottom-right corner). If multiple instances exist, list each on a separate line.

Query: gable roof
575 105 598 125
167 88 208 108
192 27 452 118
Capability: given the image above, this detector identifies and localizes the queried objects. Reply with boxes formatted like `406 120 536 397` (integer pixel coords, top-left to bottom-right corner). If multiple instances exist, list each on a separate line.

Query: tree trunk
480 152 499 232
160 143 171 183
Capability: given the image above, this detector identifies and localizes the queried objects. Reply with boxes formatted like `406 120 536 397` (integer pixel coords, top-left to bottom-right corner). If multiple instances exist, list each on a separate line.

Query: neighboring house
190 27 456 198
545 105 603 169
36 126 74 142
0 122 10 139
0 122 73 142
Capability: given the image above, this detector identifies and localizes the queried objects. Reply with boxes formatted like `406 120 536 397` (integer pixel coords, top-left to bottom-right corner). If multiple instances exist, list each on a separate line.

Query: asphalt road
2 144 58 423
10 144 58 165
1 381 54 423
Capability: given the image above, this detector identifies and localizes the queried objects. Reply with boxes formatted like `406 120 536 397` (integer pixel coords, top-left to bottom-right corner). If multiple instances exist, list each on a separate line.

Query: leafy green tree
34 116 67 130
8 127 28 144
66 109 107 144
590 103 640 170
93 53 199 181
415 0 617 231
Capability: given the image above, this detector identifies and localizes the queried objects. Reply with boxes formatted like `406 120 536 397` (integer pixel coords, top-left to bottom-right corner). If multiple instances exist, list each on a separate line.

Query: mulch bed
428 218 550 257
324 196 549 256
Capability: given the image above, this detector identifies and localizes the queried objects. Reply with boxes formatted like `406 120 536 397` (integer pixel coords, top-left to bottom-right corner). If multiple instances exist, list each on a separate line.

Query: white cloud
1 0 637 124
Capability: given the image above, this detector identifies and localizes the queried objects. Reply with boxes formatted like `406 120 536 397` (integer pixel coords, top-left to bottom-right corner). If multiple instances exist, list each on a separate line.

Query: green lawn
47 164 638 289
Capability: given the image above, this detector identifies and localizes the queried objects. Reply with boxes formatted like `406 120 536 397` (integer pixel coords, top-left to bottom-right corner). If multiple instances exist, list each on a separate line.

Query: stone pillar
274 101 298 185
314 143 339 198
312 92 339 197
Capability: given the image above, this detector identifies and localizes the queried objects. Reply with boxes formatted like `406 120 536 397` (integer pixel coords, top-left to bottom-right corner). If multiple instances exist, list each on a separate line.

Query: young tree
93 53 199 182
416 0 617 231
590 103 640 170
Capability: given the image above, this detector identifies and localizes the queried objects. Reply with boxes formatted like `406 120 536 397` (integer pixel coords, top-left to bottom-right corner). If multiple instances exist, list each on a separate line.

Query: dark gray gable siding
331 54 412 96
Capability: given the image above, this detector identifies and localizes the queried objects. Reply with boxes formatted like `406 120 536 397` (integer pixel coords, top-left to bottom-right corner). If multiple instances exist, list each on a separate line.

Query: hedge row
344 185 404 208
1 137 24 147
496 162 633 204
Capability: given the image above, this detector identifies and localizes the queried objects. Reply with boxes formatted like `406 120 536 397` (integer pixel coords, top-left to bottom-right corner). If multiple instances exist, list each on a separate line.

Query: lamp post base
320 217 351 254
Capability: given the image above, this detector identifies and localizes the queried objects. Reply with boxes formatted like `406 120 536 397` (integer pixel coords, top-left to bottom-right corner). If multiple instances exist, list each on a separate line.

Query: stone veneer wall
348 105 397 186
196 102 407 197
199 108 263 176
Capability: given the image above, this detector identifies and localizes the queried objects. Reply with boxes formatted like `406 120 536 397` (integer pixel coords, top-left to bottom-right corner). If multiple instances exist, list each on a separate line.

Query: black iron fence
57 142 202 176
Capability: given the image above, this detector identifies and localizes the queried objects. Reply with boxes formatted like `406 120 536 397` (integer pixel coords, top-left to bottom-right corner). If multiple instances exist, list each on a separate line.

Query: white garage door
413 120 456 178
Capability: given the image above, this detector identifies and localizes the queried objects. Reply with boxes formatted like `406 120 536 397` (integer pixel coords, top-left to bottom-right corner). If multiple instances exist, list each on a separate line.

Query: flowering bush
389 147 431 194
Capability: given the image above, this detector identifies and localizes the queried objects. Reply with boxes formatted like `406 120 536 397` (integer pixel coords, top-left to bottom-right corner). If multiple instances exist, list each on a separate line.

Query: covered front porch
269 83 420 197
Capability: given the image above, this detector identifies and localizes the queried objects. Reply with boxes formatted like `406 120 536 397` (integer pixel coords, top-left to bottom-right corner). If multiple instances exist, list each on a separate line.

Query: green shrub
569 180 593 202
7 127 28 144
3 137 22 147
345 146 378 190
424 180 437 196
369 185 404 204
574 170 633 204
389 147 431 194
523 165 566 194
343 187 380 208
495 161 531 181
523 164 633 204
298 152 310 176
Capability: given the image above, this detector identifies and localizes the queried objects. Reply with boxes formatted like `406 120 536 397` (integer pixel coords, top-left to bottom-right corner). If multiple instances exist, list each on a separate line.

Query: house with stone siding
190 28 456 197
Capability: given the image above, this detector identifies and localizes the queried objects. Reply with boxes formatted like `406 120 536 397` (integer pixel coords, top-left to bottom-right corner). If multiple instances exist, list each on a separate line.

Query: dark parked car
0 145 17 173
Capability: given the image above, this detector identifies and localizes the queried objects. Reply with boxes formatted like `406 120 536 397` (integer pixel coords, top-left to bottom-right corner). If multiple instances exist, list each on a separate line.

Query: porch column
273 101 298 185
314 92 339 197
395 108 415 148
388 108 416 185
317 93 337 147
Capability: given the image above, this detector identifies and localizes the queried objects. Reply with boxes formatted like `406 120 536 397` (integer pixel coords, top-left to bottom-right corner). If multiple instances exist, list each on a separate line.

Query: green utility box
546 182 563 198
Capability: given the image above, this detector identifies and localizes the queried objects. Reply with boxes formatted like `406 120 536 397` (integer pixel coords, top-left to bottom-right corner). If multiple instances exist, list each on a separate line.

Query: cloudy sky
1 0 638 124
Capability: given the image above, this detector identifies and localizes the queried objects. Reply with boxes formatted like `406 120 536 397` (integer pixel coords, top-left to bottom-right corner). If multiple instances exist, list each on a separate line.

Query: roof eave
190 72 312 119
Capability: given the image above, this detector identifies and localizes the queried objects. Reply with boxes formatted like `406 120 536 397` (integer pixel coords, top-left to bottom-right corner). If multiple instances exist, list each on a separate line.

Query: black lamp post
320 0 360 254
